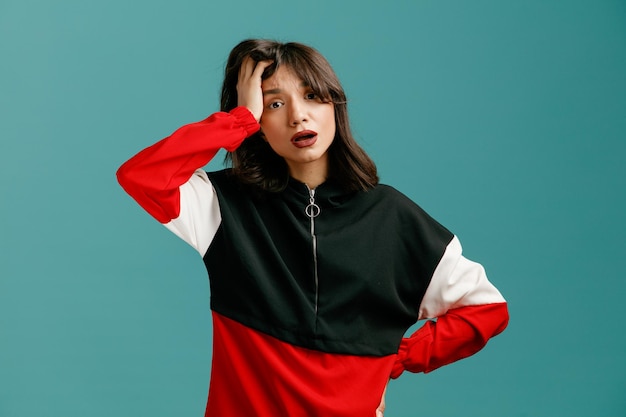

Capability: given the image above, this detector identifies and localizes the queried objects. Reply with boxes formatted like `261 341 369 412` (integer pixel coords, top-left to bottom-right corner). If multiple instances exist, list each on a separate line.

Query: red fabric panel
206 312 394 417
391 302 509 377
116 107 259 223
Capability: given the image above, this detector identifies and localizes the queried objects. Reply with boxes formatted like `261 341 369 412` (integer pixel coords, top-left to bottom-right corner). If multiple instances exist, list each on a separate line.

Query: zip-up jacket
117 106 509 417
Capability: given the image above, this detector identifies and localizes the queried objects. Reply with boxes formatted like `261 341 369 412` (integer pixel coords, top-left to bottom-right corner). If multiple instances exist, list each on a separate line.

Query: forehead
262 66 308 90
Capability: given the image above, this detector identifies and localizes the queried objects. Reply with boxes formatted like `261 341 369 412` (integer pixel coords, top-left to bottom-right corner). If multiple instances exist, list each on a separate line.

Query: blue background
1 0 625 416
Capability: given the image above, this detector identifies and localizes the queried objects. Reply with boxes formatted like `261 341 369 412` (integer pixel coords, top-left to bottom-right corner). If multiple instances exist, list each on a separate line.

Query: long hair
221 39 378 192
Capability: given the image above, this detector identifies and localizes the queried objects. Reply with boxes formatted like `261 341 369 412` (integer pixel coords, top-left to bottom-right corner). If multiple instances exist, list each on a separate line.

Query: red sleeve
390 235 508 378
116 106 259 223
390 302 509 377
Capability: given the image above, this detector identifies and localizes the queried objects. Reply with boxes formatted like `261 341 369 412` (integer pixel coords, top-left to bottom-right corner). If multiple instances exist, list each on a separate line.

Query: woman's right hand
236 56 273 122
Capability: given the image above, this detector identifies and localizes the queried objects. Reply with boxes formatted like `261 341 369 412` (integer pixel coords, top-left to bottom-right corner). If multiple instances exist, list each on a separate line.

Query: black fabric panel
204 169 454 356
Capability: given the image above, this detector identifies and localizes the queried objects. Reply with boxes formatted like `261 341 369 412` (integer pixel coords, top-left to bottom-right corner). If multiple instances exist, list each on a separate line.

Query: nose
288 101 307 126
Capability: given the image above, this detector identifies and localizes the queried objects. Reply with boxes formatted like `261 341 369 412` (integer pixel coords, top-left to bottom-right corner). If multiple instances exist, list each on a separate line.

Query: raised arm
117 58 272 254
116 107 259 254
391 236 509 377
116 108 259 222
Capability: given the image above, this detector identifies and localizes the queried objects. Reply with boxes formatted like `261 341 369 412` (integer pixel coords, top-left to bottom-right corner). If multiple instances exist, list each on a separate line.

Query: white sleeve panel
163 169 222 256
418 236 506 320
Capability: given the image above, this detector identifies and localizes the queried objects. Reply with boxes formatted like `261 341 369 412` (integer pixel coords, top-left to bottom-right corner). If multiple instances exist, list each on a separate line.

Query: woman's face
260 66 335 182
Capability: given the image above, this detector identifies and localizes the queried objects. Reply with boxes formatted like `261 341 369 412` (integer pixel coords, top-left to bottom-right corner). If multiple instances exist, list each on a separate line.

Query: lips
291 130 318 148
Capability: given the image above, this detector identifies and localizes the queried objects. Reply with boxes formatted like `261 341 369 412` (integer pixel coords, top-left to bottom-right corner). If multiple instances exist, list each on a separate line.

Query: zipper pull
305 187 321 218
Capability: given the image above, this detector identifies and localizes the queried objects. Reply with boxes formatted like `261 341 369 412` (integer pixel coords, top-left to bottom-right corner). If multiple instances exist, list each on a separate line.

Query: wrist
230 106 261 137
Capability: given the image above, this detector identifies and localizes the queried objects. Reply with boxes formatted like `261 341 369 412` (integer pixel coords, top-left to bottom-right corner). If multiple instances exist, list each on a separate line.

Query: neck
287 160 328 189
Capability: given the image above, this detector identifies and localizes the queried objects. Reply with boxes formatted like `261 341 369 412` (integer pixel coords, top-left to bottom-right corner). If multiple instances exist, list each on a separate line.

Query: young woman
117 39 508 417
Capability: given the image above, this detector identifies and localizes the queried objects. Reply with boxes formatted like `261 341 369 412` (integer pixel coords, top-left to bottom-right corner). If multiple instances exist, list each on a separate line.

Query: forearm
391 235 508 377
116 106 259 223
391 302 508 377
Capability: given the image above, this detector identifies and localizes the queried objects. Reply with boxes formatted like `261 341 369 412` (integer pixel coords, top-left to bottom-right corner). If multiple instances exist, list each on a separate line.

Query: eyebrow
262 88 282 96
262 81 310 96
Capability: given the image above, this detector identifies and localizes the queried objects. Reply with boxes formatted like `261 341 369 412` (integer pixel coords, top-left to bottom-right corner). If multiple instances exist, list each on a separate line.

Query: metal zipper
304 185 321 314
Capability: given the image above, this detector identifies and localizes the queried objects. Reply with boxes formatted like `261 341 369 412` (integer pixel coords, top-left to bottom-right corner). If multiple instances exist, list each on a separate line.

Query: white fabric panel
418 236 505 320
164 169 222 256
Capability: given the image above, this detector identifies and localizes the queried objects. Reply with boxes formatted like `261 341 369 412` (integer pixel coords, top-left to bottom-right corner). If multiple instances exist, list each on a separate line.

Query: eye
268 101 283 109
305 92 318 100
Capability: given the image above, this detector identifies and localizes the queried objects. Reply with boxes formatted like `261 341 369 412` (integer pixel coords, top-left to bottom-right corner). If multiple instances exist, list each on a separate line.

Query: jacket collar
284 176 354 209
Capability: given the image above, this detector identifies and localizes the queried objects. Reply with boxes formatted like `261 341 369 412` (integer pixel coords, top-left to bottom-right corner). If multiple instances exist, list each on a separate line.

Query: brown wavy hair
221 39 378 192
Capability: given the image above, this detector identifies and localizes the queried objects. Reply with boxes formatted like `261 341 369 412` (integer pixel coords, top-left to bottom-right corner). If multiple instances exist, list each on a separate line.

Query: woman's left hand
376 383 387 416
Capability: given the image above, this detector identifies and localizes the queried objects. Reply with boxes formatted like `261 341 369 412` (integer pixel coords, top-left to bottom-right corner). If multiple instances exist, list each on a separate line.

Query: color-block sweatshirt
116 106 509 417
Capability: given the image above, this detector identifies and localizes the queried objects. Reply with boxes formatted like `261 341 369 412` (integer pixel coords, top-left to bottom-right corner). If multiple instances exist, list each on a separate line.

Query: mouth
291 130 318 148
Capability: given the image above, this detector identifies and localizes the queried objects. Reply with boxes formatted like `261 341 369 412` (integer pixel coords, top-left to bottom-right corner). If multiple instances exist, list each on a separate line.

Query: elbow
478 302 509 341
451 302 509 343
493 302 509 337
116 161 147 208
116 160 133 189
116 159 144 196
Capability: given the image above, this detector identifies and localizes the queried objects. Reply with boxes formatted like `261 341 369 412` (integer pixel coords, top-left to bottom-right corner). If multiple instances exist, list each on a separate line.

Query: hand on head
236 56 273 122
